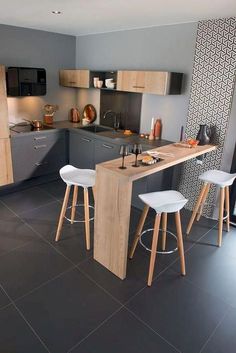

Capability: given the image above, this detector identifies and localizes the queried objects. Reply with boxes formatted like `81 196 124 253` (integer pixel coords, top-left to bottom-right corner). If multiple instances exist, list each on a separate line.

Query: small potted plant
43 104 59 124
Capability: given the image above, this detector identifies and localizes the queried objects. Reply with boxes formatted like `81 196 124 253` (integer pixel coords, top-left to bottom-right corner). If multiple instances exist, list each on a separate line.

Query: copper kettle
70 108 80 123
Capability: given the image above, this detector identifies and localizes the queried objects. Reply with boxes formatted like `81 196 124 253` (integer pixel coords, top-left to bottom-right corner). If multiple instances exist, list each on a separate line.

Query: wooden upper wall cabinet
117 70 182 95
59 69 89 88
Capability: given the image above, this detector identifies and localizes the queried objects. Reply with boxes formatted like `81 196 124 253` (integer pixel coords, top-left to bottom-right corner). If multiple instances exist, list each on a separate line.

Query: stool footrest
65 204 94 223
139 228 178 255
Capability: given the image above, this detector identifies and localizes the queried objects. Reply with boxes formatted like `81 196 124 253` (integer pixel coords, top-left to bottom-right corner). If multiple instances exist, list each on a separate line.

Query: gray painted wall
0 24 76 123
76 23 198 141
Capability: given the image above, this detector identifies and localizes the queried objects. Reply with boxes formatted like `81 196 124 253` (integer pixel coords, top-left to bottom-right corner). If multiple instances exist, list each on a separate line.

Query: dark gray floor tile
0 239 72 300
52 222 93 264
196 226 236 257
79 243 177 304
127 270 229 353
38 179 66 200
0 286 10 309
17 268 120 353
1 187 55 215
201 308 236 353
0 304 48 353
171 227 236 308
21 200 62 239
0 201 16 220
0 218 37 257
22 200 93 264
167 209 217 247
70 307 179 353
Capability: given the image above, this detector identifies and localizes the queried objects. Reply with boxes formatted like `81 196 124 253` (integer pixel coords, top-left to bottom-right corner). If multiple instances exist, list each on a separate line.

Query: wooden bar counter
94 143 216 279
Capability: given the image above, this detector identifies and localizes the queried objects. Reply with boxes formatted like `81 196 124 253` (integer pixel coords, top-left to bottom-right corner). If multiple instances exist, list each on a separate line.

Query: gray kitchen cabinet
69 130 94 169
132 177 148 209
147 168 173 193
11 130 66 182
94 140 120 164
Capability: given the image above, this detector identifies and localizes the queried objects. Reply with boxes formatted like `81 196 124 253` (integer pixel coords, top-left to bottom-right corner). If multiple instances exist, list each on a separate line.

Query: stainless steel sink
79 125 137 140
80 125 112 133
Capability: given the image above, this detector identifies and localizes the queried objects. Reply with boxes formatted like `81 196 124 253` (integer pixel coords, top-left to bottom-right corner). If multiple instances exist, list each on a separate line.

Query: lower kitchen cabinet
94 140 120 164
69 131 120 168
11 130 67 182
69 131 94 169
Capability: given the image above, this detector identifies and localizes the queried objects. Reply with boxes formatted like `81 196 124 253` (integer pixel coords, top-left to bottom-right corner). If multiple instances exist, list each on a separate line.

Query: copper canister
70 108 80 123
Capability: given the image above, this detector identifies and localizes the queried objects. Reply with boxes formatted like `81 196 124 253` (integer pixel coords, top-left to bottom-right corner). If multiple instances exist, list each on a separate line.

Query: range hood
7 67 47 97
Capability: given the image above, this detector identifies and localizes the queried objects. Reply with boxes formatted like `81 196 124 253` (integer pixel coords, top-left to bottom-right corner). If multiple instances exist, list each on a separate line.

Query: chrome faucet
103 110 120 130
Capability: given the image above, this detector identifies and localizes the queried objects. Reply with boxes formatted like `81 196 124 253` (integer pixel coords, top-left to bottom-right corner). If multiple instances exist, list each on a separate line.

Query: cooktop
10 124 55 133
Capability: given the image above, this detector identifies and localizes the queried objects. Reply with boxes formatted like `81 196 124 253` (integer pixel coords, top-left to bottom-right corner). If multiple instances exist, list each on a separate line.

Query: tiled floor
0 179 236 353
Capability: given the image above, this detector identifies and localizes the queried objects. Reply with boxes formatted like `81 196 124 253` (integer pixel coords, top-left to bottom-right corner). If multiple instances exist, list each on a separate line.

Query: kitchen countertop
10 120 173 147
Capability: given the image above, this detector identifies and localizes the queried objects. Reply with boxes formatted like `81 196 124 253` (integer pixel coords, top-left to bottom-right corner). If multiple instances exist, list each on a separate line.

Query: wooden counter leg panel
94 166 133 279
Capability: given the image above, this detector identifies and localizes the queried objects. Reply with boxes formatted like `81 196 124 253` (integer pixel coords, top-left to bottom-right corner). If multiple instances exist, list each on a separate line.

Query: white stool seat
139 190 188 213
60 165 96 188
199 170 236 187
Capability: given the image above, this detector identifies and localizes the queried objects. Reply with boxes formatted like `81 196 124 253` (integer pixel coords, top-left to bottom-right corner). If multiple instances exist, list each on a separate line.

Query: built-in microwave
7 67 46 97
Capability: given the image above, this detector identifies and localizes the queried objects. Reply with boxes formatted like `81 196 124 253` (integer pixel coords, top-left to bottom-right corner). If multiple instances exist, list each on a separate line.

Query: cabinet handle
34 144 47 149
102 144 113 149
81 137 92 142
133 85 145 89
35 162 48 166
69 81 76 84
34 136 47 140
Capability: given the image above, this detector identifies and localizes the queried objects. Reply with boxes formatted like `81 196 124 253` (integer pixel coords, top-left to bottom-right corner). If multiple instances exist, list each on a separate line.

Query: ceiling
0 0 235 36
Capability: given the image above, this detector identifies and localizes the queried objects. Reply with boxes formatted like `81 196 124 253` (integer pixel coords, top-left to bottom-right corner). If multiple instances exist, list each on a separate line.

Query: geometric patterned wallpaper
179 17 236 217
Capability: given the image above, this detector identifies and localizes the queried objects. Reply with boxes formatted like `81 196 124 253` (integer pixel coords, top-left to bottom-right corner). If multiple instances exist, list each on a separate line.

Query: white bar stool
186 170 236 247
55 165 96 250
129 190 188 286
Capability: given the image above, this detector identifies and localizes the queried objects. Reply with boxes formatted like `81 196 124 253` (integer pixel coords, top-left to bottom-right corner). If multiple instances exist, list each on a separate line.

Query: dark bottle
196 124 211 145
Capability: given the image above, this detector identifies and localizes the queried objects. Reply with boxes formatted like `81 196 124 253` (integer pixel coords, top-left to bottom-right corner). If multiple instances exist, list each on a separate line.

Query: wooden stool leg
147 213 161 287
225 186 230 232
55 185 71 242
70 185 78 224
175 211 186 276
196 183 210 221
129 205 149 259
84 187 91 250
161 213 167 251
218 187 225 247
186 183 208 236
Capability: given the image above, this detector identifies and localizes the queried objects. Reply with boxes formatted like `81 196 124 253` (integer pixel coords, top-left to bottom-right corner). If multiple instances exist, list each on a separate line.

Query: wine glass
132 144 142 167
119 145 129 169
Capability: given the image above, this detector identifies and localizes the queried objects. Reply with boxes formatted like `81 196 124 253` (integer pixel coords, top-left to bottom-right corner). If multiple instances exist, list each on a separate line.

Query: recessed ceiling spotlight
52 10 62 15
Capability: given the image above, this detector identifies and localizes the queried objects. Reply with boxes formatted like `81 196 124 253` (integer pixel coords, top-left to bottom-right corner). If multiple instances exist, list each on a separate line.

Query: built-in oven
230 143 236 225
